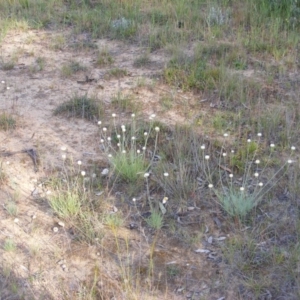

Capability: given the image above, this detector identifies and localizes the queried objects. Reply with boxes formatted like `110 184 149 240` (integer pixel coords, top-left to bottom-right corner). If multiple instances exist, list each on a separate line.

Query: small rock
97 281 103 287
195 249 210 253
53 227 59 233
14 218 19 223
31 188 40 197
205 225 209 233
58 221 65 227
61 264 69 272
215 236 226 241
207 236 213 244
129 223 137 230
166 260 177 265
57 259 66 265
32 214 37 219
101 168 109 176
20 265 29 272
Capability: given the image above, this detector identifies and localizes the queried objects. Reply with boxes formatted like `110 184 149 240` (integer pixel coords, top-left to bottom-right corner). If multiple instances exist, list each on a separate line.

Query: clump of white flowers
97 113 160 183
200 133 296 219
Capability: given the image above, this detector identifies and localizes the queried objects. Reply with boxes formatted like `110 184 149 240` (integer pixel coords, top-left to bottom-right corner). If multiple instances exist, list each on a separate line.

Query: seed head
205 155 210 160
77 160 82 165
200 145 205 150
81 171 86 176
144 173 150 178
163 172 169 177
208 184 213 188
155 127 160 132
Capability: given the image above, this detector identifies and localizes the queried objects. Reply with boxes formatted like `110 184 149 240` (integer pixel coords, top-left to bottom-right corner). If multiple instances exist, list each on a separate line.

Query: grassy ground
1 0 300 299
